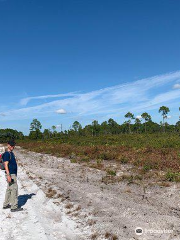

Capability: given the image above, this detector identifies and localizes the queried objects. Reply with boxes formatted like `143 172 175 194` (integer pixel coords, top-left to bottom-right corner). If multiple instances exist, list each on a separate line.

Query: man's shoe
3 204 11 209
11 207 23 212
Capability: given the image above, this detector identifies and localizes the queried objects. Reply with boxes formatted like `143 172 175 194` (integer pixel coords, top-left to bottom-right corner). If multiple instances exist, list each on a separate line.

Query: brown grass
46 188 57 198
87 219 97 226
65 203 73 209
18 141 180 172
91 233 99 240
105 232 118 240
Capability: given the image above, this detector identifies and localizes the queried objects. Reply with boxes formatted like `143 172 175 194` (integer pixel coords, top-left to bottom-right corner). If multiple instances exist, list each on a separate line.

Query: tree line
28 106 180 139
0 129 24 142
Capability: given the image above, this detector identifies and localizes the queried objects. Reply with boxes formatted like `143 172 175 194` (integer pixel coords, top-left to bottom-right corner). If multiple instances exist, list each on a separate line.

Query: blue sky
0 0 180 134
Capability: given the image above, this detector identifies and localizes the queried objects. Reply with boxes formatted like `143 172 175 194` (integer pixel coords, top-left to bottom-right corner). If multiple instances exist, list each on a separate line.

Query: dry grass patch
91 233 99 240
72 212 79 217
75 205 81 211
105 232 118 240
87 219 96 226
46 188 57 198
157 182 171 187
124 188 132 193
56 193 64 198
65 203 73 209
29 175 35 180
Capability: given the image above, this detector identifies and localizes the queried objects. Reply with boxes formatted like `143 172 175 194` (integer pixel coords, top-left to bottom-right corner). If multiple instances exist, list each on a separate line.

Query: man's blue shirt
3 151 17 175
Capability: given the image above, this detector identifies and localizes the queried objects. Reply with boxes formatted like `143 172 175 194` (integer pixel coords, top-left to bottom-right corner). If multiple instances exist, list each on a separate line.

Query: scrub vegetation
17 134 180 174
1 106 180 181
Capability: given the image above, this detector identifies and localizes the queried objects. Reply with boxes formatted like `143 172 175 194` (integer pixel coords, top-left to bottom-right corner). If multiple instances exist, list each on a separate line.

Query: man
2 140 23 212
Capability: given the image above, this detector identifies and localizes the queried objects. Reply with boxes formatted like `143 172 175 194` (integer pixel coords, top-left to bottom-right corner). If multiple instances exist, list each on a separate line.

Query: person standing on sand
2 140 23 212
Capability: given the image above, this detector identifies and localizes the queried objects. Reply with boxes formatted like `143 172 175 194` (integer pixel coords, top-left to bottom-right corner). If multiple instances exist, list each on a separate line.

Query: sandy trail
15 147 180 240
0 148 90 240
1 145 180 240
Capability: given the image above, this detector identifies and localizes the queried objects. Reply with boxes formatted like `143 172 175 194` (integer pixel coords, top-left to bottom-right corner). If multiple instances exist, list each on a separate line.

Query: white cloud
20 92 77 106
56 109 67 114
1 71 180 122
136 115 142 119
173 83 180 89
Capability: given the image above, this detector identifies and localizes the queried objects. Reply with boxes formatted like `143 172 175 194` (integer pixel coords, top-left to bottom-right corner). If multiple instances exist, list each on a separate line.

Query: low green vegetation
165 171 180 182
106 169 116 176
17 134 180 175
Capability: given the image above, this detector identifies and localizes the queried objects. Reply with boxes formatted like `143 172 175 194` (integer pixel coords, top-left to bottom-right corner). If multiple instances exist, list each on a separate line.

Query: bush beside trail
17 133 180 173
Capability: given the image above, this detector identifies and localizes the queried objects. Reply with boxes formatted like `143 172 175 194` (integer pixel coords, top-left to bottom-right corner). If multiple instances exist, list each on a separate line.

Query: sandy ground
1 145 180 239
0 146 91 240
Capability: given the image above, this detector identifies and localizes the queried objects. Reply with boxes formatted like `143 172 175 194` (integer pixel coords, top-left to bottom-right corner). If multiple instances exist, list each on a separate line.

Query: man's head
7 140 16 151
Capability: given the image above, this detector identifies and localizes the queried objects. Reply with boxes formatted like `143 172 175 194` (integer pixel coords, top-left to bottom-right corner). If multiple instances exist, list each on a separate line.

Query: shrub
143 164 152 172
119 157 129 164
80 156 90 162
106 169 116 176
165 171 180 182
70 159 77 163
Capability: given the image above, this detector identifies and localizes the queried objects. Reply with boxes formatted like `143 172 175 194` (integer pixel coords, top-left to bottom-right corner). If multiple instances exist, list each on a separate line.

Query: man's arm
4 161 12 183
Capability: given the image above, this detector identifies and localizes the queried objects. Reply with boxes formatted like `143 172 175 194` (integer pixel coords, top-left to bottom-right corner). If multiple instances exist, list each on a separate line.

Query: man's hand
7 175 12 183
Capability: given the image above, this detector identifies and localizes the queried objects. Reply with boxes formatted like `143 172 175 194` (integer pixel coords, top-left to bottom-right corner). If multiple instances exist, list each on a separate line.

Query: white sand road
0 144 91 240
0 168 89 240
2 144 180 240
